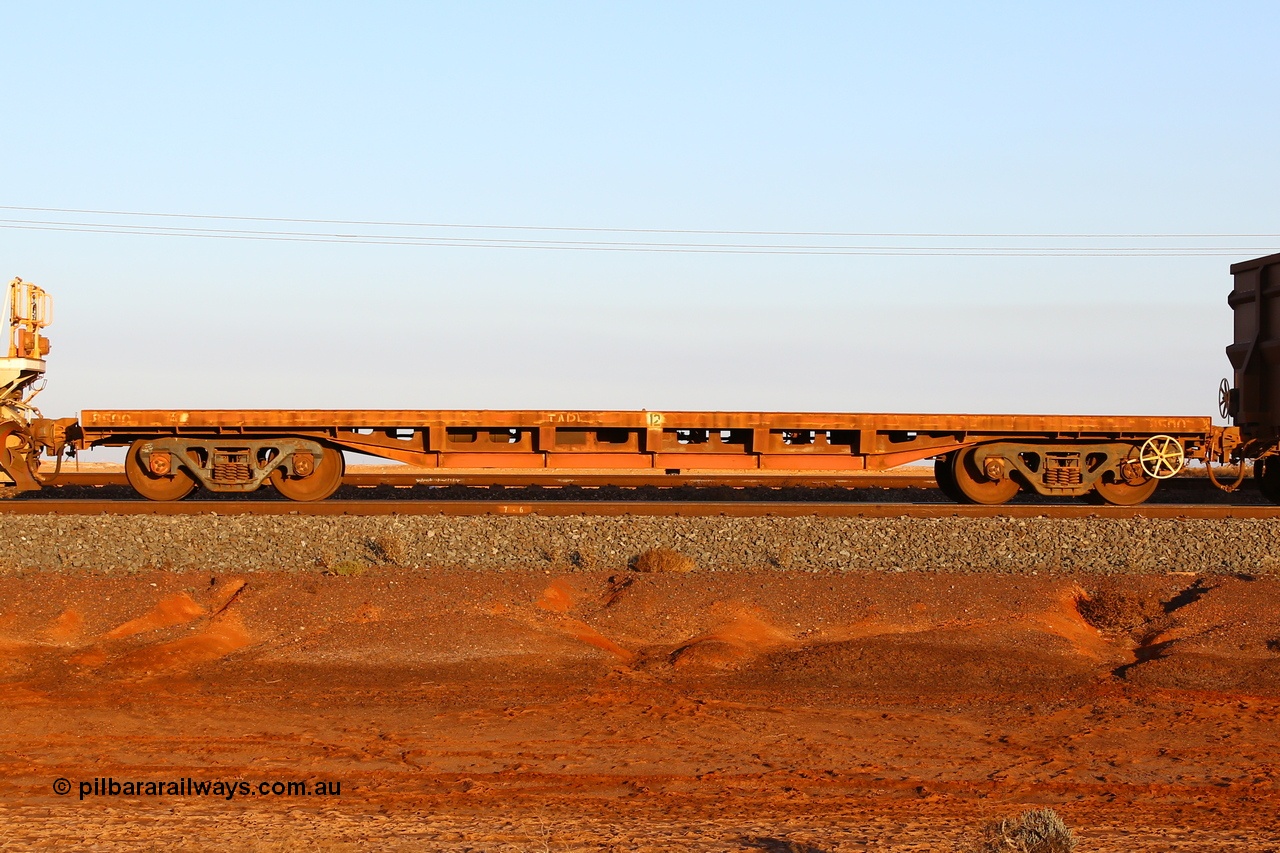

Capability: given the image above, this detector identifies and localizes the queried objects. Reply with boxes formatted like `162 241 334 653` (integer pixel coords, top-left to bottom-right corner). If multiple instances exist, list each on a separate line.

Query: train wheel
270 446 344 501
1092 471 1159 505
125 440 197 501
1257 458 1280 504
950 446 1020 505
933 454 966 502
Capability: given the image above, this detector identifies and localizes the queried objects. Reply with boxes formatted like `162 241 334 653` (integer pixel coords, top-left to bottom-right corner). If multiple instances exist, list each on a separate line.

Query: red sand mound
0 568 1276 850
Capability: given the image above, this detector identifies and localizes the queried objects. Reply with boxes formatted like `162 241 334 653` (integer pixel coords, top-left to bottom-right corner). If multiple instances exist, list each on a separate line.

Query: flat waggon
3 253 1280 505
73 407 1214 505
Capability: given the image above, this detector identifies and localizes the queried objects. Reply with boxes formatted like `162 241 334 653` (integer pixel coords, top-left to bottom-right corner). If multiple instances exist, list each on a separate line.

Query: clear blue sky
2 2 1277 431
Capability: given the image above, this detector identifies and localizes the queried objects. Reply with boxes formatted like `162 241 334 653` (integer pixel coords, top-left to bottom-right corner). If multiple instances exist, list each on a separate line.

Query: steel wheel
950 446 1020 505
934 454 965 503
0 422 40 491
1092 471 1159 506
270 445 344 501
125 440 196 501
1257 457 1280 505
1087 447 1159 506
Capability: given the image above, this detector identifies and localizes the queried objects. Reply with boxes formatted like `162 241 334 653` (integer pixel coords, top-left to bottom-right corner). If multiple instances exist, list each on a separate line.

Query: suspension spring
212 462 252 483
1044 453 1083 487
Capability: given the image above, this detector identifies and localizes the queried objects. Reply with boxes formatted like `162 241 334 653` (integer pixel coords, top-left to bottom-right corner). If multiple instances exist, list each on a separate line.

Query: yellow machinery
0 278 51 417
0 278 74 489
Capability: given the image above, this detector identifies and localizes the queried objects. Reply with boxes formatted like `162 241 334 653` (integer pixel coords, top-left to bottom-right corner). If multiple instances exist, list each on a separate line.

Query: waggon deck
77 409 1214 473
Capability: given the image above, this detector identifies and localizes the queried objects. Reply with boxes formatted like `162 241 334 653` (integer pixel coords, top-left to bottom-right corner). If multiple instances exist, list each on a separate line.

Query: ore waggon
3 253 1280 506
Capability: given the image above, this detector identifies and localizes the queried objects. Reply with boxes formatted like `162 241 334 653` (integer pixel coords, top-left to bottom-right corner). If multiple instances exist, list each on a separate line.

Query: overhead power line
0 205 1274 256
0 223 1261 256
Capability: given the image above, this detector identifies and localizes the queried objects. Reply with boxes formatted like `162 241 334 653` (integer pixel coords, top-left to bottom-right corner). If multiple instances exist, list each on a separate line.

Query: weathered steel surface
77 408 1214 476
1228 252 1280 448
79 408 1211 433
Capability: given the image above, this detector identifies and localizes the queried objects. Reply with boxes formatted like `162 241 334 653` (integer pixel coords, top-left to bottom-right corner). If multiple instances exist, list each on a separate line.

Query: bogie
121 437 339 501
933 441 1168 505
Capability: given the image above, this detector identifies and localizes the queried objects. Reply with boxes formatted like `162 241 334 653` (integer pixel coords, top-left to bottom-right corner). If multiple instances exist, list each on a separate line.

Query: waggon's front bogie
122 437 343 501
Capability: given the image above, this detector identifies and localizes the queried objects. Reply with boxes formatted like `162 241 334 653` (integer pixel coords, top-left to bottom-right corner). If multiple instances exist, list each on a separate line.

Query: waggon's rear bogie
930 436 1185 506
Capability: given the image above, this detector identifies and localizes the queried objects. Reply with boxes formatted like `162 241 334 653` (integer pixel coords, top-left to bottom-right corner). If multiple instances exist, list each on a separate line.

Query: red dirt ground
0 567 1277 851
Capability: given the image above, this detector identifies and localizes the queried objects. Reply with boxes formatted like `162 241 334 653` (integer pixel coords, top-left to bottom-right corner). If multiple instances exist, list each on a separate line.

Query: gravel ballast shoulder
1 513 1278 575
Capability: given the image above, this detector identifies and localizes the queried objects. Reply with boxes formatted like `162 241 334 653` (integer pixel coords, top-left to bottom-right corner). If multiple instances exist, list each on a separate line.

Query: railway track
2 498 1278 519
19 470 943 489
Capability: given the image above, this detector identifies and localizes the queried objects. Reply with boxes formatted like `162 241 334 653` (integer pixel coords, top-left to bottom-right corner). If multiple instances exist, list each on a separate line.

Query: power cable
0 221 1262 256
0 205 1273 256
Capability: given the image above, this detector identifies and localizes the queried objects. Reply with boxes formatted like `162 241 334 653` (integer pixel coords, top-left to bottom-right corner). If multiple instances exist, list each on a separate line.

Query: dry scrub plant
632 548 696 574
367 534 409 565
968 808 1076 853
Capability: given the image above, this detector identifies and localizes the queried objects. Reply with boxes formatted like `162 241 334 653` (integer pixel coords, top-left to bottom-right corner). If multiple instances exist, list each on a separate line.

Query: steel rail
1 499 1278 519
25 470 942 489
22 470 1250 491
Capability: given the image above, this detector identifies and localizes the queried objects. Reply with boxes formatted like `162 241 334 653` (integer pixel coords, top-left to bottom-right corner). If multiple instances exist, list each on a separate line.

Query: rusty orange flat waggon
7 253 1280 506
74 407 1216 505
